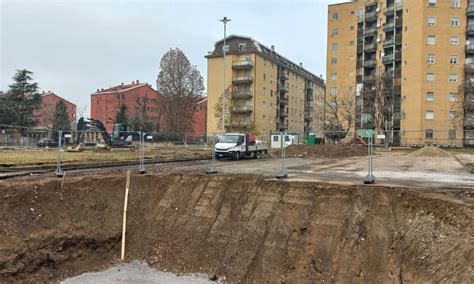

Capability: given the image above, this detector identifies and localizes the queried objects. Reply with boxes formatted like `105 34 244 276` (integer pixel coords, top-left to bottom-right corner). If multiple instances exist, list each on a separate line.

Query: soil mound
0 173 472 283
275 144 367 158
409 146 452 158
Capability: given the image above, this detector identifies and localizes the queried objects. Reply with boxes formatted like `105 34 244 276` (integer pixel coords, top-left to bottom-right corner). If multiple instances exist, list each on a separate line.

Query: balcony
364 42 376 52
364 27 377 35
465 63 474 71
395 18 403 28
383 38 394 47
467 5 474 17
232 60 253 69
382 54 394 64
280 72 289 81
279 123 289 131
383 22 395 31
356 60 363 68
395 34 403 45
305 105 315 112
279 86 289 93
467 44 474 54
306 92 314 101
384 2 403 15
279 110 289 118
364 74 376 82
231 91 253 100
467 24 474 36
231 106 253 113
364 59 376 68
395 51 402 61
279 96 289 105
365 11 377 22
306 85 314 92
466 94 474 110
232 75 253 84
231 121 251 127
304 112 313 121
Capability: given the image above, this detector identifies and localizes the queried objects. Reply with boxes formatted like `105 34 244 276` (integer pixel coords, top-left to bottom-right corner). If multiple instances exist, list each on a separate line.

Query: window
332 28 339 35
331 58 337 65
350 25 355 31
450 55 458 64
427 36 436 45
426 92 434 101
426 129 434 139
427 54 436 64
427 73 435 82
449 74 458 83
449 111 457 120
452 0 460 8
350 10 355 15
332 12 339 20
330 87 337 95
238 43 246 51
428 0 437 7
426 111 434 120
349 55 355 61
451 18 459 27
263 73 266 80
331 73 337 80
349 40 355 46
450 36 459 45
449 129 456 140
331 43 338 50
449 92 458 101
428 16 436 26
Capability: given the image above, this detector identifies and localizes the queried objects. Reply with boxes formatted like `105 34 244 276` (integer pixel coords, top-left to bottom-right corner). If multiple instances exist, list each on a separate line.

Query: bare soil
274 144 367 158
0 172 472 283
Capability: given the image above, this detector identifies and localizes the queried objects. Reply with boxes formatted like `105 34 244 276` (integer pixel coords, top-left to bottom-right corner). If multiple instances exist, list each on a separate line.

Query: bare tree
156 48 204 133
456 68 474 144
213 84 234 132
131 96 158 132
324 85 354 142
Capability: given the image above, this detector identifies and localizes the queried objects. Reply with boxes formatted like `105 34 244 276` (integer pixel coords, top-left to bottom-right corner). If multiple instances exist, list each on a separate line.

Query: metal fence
1 124 472 188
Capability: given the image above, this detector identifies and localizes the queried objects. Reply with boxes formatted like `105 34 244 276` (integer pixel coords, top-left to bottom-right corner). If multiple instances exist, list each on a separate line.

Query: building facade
327 0 474 146
33 91 76 128
206 35 325 138
90 80 159 132
192 97 207 138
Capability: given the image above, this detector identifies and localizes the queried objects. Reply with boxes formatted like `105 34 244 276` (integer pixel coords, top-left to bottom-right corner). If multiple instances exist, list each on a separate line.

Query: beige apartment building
206 35 325 138
327 0 474 146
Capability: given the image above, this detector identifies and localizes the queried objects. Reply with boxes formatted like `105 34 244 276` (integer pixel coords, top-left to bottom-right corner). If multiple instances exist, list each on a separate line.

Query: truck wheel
256 151 262 159
235 152 240 160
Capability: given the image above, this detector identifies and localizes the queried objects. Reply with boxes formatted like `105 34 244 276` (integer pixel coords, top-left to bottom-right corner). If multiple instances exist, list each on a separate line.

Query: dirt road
0 172 472 283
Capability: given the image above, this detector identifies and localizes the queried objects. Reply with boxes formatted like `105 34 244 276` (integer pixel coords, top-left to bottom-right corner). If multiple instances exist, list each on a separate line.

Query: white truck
214 133 268 160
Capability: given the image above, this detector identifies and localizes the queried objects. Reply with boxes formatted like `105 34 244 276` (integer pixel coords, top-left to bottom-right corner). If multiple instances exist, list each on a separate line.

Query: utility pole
220 16 231 136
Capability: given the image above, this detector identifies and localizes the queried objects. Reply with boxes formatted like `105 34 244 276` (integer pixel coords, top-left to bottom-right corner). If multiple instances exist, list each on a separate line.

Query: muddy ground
273 144 367 158
0 171 472 283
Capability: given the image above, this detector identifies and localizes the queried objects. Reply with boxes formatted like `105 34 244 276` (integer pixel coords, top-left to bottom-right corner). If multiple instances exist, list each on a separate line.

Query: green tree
115 104 128 124
0 70 41 128
52 100 71 130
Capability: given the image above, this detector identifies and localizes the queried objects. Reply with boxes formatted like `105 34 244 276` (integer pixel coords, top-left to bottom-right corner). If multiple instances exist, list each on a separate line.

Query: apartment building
206 35 325 137
327 0 474 146
33 91 76 128
91 80 159 132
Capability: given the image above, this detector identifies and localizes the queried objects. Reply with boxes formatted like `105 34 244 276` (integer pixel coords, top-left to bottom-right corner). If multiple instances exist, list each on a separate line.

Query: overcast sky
1 0 347 116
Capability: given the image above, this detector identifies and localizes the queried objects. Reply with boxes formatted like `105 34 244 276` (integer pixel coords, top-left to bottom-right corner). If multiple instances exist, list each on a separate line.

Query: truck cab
215 133 268 160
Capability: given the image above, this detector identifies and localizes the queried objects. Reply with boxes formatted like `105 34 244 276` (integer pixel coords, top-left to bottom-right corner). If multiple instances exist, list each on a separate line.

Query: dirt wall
0 173 472 283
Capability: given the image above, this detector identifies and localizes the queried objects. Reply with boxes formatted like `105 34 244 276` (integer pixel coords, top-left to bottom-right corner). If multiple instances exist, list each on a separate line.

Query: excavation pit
0 172 472 283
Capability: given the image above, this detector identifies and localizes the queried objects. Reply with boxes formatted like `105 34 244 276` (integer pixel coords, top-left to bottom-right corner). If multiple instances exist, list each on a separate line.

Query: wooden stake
61 171 66 189
121 170 131 261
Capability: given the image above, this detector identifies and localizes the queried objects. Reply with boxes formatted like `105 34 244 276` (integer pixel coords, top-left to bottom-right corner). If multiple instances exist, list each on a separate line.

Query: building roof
40 91 76 107
207 34 324 85
92 80 155 95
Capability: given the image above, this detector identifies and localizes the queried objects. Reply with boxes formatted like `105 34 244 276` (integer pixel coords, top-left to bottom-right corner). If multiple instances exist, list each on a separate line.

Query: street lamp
220 16 231 136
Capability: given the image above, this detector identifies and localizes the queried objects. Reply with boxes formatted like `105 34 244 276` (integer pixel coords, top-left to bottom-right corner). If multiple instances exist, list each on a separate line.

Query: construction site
0 142 473 283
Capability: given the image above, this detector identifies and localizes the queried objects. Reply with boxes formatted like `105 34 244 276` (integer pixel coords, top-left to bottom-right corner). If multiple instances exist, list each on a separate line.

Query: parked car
37 139 59 148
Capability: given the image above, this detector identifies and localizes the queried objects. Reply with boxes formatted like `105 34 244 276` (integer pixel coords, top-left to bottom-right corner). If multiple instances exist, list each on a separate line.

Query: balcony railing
364 75 376 81
467 24 474 36
279 97 289 105
280 73 289 81
383 22 395 31
231 106 253 113
466 94 474 110
232 75 253 84
465 63 474 71
382 54 394 64
364 59 376 68
383 38 394 47
232 60 253 69
364 42 376 52
467 5 474 17
395 34 402 45
231 91 253 100
467 44 474 54
279 111 289 118
365 11 377 22
231 121 251 127
384 2 403 15
304 112 313 121
279 123 289 130
306 93 314 101
279 86 289 93
364 27 377 35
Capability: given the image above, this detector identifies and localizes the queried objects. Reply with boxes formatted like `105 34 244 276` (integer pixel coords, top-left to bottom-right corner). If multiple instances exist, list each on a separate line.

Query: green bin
307 133 316 145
